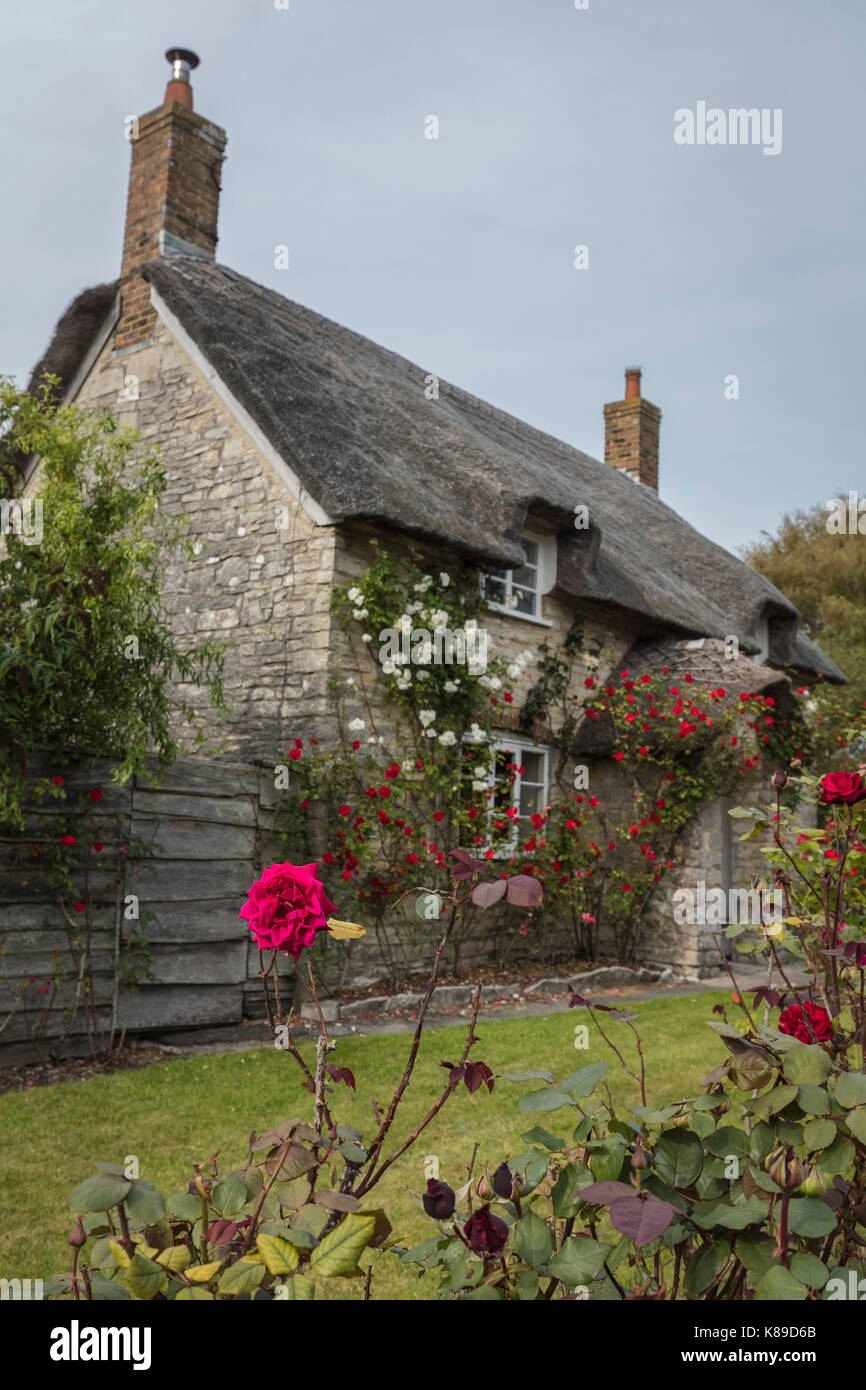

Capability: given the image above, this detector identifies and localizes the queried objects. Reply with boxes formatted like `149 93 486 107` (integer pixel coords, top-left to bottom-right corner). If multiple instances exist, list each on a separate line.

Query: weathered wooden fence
0 755 290 1063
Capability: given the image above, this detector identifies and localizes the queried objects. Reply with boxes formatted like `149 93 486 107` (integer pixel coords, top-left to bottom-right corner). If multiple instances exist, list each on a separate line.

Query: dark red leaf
609 1194 675 1245
505 874 544 907
463 1062 495 1095
472 880 507 909
575 1181 636 1205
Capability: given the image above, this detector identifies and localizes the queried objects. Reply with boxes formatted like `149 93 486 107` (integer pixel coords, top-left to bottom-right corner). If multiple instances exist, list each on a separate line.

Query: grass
0 991 730 1300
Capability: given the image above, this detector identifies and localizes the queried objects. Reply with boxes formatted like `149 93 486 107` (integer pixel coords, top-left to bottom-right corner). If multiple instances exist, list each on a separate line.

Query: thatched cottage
18 51 843 1015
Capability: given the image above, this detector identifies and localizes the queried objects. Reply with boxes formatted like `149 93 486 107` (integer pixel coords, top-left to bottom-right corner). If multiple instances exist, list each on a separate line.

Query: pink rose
240 861 337 959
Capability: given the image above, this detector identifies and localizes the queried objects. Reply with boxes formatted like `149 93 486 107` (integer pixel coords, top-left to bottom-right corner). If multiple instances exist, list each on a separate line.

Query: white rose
419 709 437 727
444 680 459 693
416 670 429 681
425 728 438 739
438 730 457 746
347 587 363 603
382 660 396 675
348 717 366 732
440 572 450 587
472 779 489 792
506 664 521 681
361 633 373 643
352 607 369 620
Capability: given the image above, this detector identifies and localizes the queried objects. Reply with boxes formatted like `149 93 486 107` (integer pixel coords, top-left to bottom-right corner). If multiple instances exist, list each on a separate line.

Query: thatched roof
29 257 844 686
27 282 118 398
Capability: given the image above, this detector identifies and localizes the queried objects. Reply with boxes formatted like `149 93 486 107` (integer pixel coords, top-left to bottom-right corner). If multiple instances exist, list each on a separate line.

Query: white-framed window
488 737 549 853
483 533 556 625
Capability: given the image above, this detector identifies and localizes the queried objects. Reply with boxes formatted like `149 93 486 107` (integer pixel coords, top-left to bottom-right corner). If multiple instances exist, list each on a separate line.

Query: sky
2 0 864 556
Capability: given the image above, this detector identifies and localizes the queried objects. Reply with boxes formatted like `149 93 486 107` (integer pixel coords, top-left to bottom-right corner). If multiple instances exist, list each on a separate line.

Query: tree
742 501 866 761
0 376 226 827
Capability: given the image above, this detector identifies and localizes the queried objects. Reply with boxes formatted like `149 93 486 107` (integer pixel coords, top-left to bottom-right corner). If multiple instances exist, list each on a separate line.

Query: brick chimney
603 367 661 490
116 49 227 352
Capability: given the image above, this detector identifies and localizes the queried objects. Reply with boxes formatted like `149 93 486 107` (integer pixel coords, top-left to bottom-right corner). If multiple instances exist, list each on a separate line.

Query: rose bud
492 1162 521 1200
69 1219 87 1248
630 1143 648 1169
463 1204 509 1256
422 1179 455 1220
767 1146 805 1190
800 1165 828 1198
771 770 789 790
475 1170 495 1201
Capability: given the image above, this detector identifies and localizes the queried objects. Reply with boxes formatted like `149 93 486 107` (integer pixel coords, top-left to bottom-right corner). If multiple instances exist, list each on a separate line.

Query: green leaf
653 1130 704 1187
683 1242 730 1296
846 1108 866 1144
175 1286 214 1300
821 1135 855 1174
803 1117 837 1151
124 1182 166 1226
796 1085 830 1115
256 1233 301 1275
517 1271 540 1300
692 1196 768 1230
521 1126 566 1151
278 1273 316 1300
86 1270 131 1301
167 1192 202 1222
309 1212 377 1278
755 1264 808 1301
688 1110 716 1139
548 1237 609 1287
836 1071 866 1109
782 1042 833 1086
512 1210 552 1269
217 1257 266 1296
751 1084 800 1120
787 1198 836 1238
587 1136 626 1183
551 1161 593 1219
790 1252 829 1289
703 1126 750 1159
735 1233 776 1277
518 1088 577 1114
560 1062 608 1098
337 1142 367 1164
125 1253 167 1301
463 1285 503 1300
211 1177 248 1218
69 1173 132 1213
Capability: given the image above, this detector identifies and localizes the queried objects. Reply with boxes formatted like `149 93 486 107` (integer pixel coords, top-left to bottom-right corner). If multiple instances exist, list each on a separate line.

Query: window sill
486 601 553 628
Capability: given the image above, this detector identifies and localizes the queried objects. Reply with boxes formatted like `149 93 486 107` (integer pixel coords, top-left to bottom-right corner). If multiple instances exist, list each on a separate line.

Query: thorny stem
356 980 482 1197
239 1136 294 1255
358 888 465 1186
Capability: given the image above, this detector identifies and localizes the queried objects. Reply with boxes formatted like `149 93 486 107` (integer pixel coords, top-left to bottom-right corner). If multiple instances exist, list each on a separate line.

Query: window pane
522 539 539 566
520 751 543 783
492 748 516 813
519 782 543 818
512 584 536 616
485 572 507 602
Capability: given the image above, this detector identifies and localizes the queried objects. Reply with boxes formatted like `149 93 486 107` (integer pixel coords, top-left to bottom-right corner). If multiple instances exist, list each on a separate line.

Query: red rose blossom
239 861 337 960
820 771 866 806
778 1001 833 1044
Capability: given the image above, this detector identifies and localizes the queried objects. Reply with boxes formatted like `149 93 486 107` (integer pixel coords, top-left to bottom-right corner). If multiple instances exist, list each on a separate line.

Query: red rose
239 861 337 960
59 835 76 846
778 1001 833 1044
820 771 866 806
90 788 102 802
53 775 63 785
463 1204 508 1256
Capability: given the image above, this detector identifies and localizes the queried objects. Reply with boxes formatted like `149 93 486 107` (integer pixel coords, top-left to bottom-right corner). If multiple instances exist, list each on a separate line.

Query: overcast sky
2 0 864 556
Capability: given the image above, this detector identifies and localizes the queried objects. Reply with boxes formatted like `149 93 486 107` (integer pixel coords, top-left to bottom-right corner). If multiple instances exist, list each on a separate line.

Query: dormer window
485 538 540 616
483 532 556 626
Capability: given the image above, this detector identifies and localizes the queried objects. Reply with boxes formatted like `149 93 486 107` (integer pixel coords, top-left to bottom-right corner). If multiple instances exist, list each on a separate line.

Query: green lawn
0 992 730 1300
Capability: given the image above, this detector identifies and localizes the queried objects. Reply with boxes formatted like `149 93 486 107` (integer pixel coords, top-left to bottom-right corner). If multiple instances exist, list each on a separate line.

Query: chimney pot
624 366 641 400
164 48 200 110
